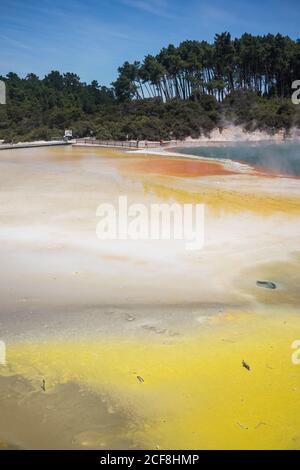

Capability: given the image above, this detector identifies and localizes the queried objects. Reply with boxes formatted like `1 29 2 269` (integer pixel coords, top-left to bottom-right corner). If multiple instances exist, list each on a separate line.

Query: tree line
0 71 115 141
0 32 300 142
113 32 300 101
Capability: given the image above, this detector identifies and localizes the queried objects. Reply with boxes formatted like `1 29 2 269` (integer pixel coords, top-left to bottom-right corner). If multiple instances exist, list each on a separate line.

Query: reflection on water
176 141 300 177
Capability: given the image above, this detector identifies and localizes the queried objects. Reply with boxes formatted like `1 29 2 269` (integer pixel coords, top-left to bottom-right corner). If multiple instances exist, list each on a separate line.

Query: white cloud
121 0 177 19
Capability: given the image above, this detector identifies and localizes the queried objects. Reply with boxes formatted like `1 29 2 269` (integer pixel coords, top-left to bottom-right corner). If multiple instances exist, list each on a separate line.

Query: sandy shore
0 145 300 449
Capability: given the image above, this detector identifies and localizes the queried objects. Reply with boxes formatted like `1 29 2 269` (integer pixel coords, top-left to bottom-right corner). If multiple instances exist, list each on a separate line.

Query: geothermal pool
176 141 300 176
0 145 300 449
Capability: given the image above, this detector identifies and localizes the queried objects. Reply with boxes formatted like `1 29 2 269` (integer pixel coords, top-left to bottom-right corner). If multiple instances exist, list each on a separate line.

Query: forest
113 32 300 101
1 32 300 142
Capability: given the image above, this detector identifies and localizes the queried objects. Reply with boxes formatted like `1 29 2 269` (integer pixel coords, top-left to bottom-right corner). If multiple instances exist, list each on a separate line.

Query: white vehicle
64 129 73 140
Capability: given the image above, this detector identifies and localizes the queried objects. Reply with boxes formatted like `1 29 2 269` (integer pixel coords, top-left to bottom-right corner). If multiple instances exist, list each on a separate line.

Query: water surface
1 146 300 449
176 141 300 176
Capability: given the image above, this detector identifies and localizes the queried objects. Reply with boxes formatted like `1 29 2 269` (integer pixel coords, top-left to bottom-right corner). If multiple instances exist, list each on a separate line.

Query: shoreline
2 124 300 152
130 147 256 176
0 140 70 151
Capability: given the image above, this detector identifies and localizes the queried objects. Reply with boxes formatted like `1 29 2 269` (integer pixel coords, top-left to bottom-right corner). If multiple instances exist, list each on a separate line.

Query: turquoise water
176 141 300 177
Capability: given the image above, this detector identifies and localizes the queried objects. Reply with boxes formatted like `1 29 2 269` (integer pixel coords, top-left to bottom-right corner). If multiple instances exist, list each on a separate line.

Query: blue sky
1 0 300 85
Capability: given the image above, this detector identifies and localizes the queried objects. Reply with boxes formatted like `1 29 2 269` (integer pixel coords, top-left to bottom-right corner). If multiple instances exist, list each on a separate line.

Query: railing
0 140 70 150
74 138 167 149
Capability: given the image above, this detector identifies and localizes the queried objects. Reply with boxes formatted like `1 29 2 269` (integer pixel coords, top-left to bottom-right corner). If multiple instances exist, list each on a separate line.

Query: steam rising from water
177 141 300 177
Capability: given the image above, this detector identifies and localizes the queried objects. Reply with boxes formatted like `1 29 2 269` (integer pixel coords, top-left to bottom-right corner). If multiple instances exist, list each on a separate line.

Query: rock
126 315 135 322
242 360 251 371
256 280 277 290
